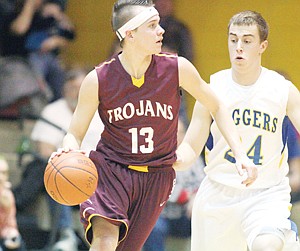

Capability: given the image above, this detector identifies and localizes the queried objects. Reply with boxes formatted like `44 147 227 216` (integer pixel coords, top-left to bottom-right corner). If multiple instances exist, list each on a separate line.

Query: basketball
44 151 98 206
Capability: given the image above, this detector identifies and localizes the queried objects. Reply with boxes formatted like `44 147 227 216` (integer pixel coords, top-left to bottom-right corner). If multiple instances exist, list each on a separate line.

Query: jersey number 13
129 127 154 154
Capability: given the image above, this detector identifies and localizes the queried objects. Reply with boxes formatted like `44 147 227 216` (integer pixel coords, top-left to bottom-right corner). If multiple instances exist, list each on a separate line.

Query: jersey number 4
129 127 154 154
224 135 263 165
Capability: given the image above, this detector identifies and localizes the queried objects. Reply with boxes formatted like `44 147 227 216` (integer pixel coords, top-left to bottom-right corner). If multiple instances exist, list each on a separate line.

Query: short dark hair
111 0 154 32
228 10 269 42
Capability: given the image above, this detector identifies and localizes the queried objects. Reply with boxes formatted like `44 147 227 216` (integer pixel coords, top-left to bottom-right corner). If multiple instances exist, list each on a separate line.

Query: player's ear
259 40 268 54
125 30 134 39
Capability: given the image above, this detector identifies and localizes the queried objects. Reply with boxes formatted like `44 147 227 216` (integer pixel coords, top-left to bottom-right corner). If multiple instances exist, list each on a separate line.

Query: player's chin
153 43 162 53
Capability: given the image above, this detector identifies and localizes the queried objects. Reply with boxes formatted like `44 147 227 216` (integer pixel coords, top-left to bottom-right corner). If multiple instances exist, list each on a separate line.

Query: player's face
133 15 165 55
228 24 268 70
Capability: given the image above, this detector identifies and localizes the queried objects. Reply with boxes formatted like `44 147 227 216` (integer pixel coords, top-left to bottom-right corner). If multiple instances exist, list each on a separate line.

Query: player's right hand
235 154 258 187
48 148 87 163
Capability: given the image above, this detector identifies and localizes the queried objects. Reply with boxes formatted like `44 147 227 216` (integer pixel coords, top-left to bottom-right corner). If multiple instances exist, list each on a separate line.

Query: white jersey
205 67 292 189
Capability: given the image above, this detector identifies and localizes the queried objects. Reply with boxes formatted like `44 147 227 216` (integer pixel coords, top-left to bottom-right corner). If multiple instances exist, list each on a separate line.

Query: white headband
116 7 159 41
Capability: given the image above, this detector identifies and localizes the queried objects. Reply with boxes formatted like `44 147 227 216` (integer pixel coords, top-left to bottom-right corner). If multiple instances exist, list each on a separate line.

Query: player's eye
149 22 158 29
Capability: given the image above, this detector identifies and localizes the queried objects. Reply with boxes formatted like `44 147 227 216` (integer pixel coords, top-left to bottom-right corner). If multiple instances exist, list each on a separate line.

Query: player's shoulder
210 69 231 86
95 57 117 69
211 69 230 79
262 67 292 87
262 67 284 79
155 51 178 58
152 52 179 73
153 52 178 64
94 55 119 75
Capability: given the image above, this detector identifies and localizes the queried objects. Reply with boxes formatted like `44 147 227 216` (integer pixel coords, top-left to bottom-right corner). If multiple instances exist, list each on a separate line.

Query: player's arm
174 101 211 171
178 57 242 159
62 70 99 150
287 83 300 133
178 57 257 186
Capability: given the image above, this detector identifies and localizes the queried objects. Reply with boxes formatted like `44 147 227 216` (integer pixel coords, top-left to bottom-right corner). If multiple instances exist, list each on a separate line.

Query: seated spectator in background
143 117 205 251
0 155 26 251
0 0 15 55
13 67 103 251
0 0 44 118
26 0 75 102
0 0 38 58
1 0 75 102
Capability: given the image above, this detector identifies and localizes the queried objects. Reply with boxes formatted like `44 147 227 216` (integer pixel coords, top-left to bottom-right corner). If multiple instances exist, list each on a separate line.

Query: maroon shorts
80 150 176 251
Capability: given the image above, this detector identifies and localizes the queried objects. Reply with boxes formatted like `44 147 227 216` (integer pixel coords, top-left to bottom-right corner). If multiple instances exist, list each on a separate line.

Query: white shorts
191 176 300 251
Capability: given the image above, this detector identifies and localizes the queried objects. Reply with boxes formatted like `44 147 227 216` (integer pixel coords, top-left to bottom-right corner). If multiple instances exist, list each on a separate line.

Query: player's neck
232 65 262 86
119 51 152 79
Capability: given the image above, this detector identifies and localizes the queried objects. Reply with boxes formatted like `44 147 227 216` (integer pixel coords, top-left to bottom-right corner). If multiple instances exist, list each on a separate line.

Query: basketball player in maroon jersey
51 0 257 250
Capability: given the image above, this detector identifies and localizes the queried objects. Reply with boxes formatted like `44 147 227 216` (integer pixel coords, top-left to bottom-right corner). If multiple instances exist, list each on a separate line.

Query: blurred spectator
0 0 75 102
0 1 15 55
0 155 26 251
25 0 75 102
0 0 36 57
13 67 103 251
0 56 42 118
0 0 43 118
143 117 205 251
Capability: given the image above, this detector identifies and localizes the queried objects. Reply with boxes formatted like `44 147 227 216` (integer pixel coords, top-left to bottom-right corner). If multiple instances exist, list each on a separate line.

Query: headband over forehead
116 7 159 41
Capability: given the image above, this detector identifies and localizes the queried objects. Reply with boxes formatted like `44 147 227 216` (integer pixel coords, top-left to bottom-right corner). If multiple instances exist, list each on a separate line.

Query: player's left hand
235 154 258 187
173 142 197 171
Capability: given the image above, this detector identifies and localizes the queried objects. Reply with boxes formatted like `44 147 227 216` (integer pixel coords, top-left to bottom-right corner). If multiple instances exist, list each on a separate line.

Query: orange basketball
44 151 98 206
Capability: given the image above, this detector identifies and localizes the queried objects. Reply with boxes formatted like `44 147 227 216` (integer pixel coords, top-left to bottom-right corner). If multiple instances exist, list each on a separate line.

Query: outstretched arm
178 57 257 186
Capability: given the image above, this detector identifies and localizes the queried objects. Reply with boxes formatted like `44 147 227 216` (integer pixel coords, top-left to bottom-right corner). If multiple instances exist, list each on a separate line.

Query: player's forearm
174 142 197 171
174 102 211 171
214 105 246 158
62 133 81 150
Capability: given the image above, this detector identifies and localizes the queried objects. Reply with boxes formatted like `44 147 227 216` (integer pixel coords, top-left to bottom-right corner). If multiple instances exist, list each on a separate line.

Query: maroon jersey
95 53 181 166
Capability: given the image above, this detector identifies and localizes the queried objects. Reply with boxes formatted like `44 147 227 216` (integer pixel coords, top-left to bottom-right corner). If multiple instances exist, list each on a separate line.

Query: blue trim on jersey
286 117 300 159
206 133 213 151
290 219 299 240
281 116 289 154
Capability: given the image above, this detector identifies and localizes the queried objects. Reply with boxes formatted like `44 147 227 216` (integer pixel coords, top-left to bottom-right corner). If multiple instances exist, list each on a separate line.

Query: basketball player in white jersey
175 10 300 251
